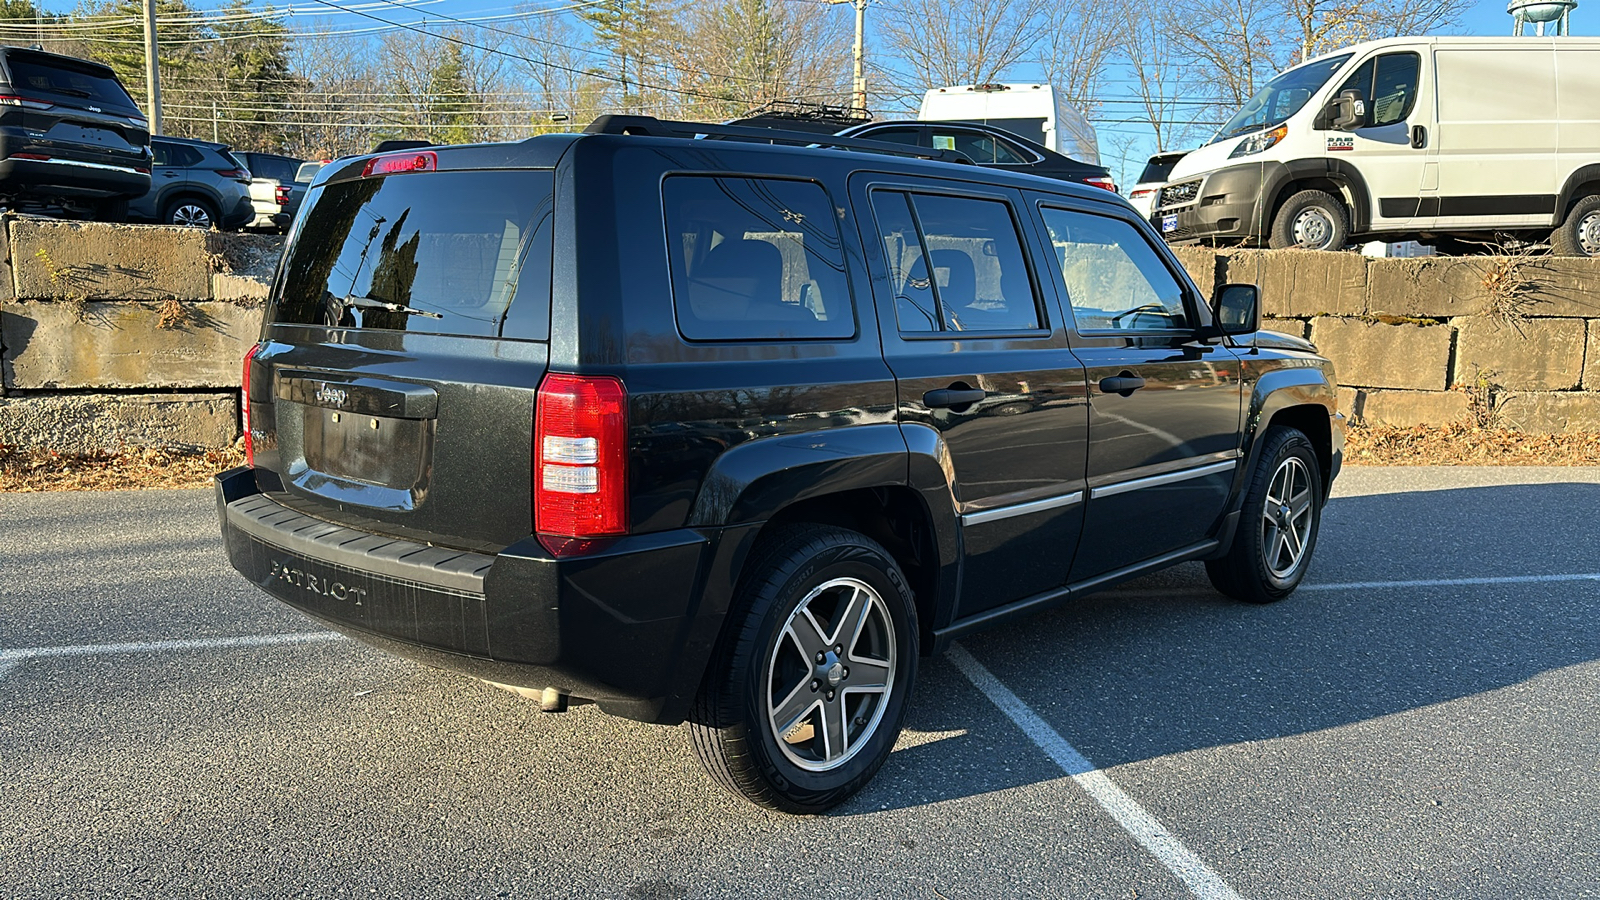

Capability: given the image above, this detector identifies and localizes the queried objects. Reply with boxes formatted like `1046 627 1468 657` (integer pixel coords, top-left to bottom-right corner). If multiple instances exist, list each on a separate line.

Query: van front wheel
1269 190 1349 251
1551 195 1600 257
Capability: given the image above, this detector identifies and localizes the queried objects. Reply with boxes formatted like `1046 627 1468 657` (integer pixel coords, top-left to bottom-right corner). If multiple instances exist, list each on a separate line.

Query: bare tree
1167 0 1294 112
673 0 851 119
1283 0 1473 61
878 0 1052 92
1122 15 1203 151
1034 0 1119 115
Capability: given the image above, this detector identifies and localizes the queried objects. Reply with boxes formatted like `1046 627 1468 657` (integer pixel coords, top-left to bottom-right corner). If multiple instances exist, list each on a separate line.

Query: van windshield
1212 54 1352 142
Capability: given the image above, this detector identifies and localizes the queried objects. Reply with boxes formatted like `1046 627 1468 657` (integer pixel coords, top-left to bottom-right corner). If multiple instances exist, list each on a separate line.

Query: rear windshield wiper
338 294 443 319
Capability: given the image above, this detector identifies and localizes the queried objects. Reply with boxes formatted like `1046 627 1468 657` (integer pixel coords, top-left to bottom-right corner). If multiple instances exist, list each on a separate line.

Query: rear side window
3 54 138 110
869 190 1042 333
154 142 201 167
271 169 554 340
929 129 1029 164
664 176 854 341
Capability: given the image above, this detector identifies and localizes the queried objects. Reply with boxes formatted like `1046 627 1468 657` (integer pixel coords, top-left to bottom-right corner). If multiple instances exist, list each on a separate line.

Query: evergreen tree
425 44 478 145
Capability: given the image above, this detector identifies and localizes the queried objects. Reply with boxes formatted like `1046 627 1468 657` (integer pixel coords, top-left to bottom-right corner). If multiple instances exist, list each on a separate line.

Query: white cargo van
920 83 1101 165
1150 36 1600 256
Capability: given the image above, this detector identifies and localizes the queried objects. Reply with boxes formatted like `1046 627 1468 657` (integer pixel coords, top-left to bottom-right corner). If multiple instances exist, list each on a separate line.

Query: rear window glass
4 55 137 110
664 175 854 341
246 154 299 182
1137 158 1180 184
271 169 554 340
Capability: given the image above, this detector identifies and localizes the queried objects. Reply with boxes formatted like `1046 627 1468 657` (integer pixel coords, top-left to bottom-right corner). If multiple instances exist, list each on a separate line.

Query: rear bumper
0 156 149 200
216 467 729 723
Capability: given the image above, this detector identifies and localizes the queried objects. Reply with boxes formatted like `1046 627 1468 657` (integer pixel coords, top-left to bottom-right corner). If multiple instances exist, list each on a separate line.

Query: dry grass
0 443 246 492
1345 422 1600 466
3 424 1598 493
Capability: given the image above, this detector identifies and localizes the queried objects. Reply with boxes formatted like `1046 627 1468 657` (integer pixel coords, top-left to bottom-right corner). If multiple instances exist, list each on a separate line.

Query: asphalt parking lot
3 467 1598 899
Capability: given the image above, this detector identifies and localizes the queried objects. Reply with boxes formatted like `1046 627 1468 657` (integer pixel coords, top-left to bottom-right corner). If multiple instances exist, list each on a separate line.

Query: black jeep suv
217 116 1343 814
0 46 150 219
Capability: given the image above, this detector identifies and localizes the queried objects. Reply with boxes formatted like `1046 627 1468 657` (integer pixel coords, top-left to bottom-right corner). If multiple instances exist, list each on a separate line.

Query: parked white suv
1151 36 1600 256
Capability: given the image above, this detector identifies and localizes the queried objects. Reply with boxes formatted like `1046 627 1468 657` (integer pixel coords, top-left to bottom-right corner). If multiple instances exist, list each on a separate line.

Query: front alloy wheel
1206 426 1323 603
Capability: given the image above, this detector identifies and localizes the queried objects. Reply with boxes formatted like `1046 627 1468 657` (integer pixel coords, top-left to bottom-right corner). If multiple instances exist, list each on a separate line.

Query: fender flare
1556 165 1600 220
1229 365 1339 510
1260 158 1373 235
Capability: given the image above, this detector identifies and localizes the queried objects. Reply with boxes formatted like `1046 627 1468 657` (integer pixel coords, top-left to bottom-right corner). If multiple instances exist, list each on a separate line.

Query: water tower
1509 0 1577 35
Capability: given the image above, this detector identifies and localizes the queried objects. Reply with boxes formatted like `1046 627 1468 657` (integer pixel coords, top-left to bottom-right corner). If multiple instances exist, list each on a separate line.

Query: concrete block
0 220 13 301
10 219 211 301
1587 320 1600 390
1262 317 1310 339
1510 257 1600 318
1308 317 1452 390
1367 257 1489 318
1452 316 1587 391
1168 246 1217 300
206 231 284 281
1218 249 1367 317
1498 391 1600 433
0 392 236 451
1 300 260 390
1341 387 1472 427
212 273 271 305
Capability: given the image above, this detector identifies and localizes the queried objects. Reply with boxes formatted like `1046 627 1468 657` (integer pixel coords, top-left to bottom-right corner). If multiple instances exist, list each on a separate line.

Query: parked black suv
217 116 1343 813
0 45 150 219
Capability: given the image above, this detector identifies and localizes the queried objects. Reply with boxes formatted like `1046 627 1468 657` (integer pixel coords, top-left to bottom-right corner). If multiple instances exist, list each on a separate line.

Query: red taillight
1129 189 1153 199
534 373 627 555
242 343 262 466
0 94 53 110
215 168 249 179
1084 176 1118 192
274 185 290 205
9 152 49 160
362 151 437 177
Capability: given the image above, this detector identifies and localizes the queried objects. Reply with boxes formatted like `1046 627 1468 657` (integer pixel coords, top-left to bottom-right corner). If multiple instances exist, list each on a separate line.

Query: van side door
1029 195 1244 582
1431 44 1561 229
851 173 1091 621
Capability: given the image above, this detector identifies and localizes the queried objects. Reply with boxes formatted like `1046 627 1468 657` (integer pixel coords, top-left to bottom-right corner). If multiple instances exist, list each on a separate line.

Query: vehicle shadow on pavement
846 482 1600 811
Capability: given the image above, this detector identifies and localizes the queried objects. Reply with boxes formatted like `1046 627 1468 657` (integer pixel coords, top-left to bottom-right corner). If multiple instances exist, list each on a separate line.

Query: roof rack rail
583 115 973 165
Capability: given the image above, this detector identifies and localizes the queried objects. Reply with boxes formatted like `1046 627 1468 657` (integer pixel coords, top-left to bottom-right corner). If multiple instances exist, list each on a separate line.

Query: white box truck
1149 36 1600 256
920 83 1101 165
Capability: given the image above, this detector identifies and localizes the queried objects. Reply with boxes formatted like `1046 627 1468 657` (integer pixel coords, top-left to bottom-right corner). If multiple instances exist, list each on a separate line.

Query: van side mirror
1211 284 1259 336
1330 89 1367 132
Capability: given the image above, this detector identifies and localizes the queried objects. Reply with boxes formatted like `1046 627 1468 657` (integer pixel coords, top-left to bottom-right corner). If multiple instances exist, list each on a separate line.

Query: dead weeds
0 443 245 492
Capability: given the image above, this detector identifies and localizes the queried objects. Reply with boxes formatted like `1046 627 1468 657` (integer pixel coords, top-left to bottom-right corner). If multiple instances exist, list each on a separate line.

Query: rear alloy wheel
164 198 217 229
1269 189 1350 251
1206 427 1323 603
1551 195 1600 258
690 525 917 814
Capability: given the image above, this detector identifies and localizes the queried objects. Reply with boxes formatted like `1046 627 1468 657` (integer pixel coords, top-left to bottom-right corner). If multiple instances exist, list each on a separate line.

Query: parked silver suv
127 136 253 229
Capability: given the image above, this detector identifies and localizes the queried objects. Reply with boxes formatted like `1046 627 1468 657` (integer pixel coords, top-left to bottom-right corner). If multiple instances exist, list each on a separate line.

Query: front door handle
1098 375 1146 396
923 387 987 409
1411 124 1427 149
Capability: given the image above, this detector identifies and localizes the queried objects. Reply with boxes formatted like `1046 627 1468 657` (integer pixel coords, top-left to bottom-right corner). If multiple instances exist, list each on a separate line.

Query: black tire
1206 427 1323 604
93 197 128 223
690 524 919 814
1268 189 1350 251
1550 194 1600 258
163 196 218 229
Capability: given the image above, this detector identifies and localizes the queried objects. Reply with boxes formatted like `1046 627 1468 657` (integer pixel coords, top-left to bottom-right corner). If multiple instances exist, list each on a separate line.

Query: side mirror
1331 89 1367 132
1211 284 1259 336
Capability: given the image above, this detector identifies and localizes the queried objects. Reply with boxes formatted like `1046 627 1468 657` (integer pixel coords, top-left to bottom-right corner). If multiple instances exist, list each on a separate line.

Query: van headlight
1230 125 1288 158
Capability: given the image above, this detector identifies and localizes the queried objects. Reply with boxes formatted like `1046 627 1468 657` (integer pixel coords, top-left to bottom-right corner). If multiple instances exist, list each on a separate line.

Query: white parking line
946 643 1244 900
0 632 344 663
1301 572 1600 591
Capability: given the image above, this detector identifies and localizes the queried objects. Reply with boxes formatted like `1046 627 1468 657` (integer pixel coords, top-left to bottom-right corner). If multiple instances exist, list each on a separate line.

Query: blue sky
45 0 1585 184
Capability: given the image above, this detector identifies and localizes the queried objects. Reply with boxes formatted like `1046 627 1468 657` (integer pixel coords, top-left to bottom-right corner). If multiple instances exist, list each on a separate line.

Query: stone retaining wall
1172 248 1600 431
2 219 1597 454
0 217 279 452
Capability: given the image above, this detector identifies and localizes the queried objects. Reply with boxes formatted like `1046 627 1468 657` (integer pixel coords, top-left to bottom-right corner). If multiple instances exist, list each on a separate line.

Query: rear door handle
1411 124 1427 149
923 387 987 408
1098 375 1146 396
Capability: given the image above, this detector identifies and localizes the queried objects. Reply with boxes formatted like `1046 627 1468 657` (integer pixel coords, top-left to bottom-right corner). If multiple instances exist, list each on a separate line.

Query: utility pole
142 0 162 135
826 0 868 114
